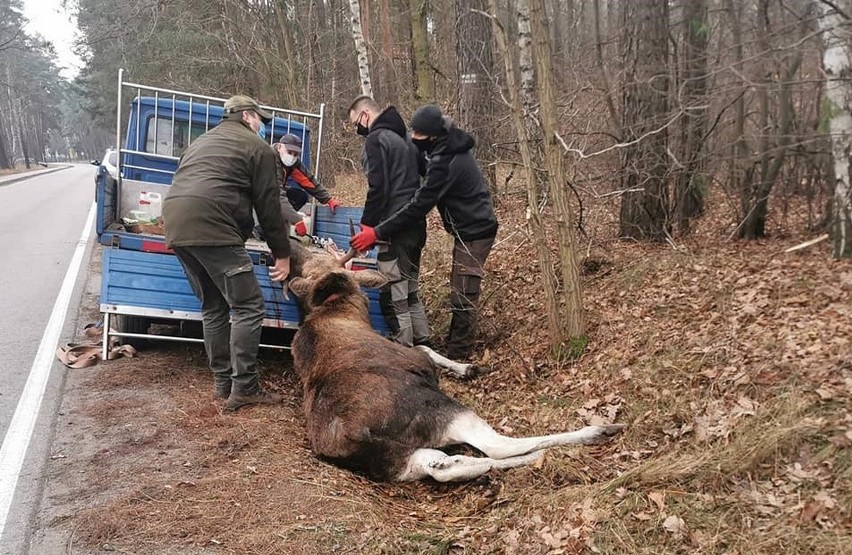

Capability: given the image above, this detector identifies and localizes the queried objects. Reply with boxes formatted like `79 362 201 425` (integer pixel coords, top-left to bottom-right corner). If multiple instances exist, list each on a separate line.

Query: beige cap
223 95 272 123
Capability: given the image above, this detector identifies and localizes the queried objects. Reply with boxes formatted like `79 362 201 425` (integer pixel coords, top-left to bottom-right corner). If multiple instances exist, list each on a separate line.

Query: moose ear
287 277 311 298
350 269 388 289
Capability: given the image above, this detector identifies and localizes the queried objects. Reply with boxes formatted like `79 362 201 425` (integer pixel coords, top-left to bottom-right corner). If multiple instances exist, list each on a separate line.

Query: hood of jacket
369 106 408 138
432 123 475 156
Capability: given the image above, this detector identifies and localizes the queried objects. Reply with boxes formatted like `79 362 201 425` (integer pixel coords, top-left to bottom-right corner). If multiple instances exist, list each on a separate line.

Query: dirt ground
30 176 852 555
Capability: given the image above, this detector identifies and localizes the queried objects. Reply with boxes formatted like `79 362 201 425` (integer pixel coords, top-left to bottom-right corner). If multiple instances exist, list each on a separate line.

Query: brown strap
56 336 138 369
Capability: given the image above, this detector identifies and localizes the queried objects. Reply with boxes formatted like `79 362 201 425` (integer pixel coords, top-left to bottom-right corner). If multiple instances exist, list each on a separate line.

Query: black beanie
410 104 446 137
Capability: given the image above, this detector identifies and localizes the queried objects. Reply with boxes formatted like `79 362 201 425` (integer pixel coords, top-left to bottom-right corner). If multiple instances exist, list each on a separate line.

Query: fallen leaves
662 514 688 537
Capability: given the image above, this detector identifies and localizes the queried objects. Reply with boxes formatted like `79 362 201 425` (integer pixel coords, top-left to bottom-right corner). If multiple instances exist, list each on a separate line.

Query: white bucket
139 191 163 219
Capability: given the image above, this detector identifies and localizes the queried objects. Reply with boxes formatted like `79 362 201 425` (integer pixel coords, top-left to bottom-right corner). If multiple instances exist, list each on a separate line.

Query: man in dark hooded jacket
347 96 430 348
352 104 498 360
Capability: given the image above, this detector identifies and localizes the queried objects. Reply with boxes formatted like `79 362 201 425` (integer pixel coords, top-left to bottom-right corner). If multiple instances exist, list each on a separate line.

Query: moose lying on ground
287 247 623 482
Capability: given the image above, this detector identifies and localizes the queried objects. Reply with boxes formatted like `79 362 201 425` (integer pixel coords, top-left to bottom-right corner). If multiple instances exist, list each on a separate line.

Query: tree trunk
529 0 585 344
378 0 398 104
409 0 435 103
739 0 805 239
593 0 619 131
518 0 535 111
274 0 299 108
724 0 751 234
349 0 373 96
456 0 496 187
619 0 670 241
488 0 563 352
0 112 10 169
517 0 543 190
816 1 852 258
18 117 30 169
675 0 709 235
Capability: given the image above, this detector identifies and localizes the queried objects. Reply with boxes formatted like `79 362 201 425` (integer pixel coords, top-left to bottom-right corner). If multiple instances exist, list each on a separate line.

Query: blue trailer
96 70 382 358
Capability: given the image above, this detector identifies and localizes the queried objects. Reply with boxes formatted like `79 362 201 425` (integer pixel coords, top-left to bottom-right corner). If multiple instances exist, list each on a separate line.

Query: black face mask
356 123 369 137
412 137 432 152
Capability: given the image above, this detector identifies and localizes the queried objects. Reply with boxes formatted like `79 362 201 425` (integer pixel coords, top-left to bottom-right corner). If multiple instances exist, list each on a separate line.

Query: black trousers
446 235 495 359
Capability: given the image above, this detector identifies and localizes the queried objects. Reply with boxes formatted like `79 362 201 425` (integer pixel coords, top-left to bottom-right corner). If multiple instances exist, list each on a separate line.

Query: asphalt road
0 164 97 554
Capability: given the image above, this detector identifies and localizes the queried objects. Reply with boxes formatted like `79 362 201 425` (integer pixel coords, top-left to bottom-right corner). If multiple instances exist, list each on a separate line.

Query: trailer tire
114 315 151 349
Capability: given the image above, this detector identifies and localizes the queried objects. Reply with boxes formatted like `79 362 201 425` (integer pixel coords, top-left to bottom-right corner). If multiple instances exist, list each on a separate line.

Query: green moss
554 335 589 360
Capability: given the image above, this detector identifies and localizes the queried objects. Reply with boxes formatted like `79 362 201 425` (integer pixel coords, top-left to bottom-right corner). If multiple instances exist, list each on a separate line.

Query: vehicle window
144 117 207 157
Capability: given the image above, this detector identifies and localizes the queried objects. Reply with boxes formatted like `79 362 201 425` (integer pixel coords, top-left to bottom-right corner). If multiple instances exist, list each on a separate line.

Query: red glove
294 220 308 236
326 198 340 214
351 224 377 252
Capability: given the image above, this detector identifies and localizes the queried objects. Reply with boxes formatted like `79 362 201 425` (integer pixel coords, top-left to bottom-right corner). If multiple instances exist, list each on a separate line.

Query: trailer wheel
114 315 151 348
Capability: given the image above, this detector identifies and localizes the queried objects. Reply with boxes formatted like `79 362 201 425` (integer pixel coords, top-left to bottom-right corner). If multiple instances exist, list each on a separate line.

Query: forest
5 0 851 553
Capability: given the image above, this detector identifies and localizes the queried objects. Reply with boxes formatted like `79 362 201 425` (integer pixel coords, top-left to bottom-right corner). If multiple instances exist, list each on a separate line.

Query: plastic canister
139 191 163 219
127 210 156 223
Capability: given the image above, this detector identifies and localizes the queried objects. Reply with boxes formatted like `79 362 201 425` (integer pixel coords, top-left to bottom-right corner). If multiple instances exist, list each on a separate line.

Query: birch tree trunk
517 0 535 114
488 0 564 351
517 0 542 196
817 1 852 258
529 0 586 344
348 0 373 97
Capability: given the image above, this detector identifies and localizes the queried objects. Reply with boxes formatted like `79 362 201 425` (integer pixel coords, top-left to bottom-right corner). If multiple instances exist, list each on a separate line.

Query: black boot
224 387 283 411
214 379 232 399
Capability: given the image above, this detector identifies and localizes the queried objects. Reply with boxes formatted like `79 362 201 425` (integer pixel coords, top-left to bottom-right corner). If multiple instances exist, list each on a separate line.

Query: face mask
412 138 432 152
256 123 267 141
353 112 369 137
280 152 299 167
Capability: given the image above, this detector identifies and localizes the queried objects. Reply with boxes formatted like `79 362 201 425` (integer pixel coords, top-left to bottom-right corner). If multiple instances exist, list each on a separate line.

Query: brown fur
290 264 467 481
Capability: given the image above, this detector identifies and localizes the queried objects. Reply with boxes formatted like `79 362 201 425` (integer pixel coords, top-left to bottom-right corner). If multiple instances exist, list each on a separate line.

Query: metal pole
315 102 326 178
115 68 123 183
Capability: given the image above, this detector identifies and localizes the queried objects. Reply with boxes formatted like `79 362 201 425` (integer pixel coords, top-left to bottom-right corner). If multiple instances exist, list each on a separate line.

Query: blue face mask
256 123 267 141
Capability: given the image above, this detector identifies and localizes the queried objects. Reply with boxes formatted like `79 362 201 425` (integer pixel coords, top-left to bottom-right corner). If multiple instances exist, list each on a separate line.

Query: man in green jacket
164 95 291 411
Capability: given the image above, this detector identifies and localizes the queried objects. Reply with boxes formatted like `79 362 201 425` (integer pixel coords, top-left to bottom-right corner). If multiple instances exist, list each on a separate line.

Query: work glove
294 220 308 236
351 224 378 252
326 198 340 214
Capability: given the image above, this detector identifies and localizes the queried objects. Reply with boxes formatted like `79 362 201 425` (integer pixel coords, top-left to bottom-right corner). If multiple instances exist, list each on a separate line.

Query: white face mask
279 151 299 167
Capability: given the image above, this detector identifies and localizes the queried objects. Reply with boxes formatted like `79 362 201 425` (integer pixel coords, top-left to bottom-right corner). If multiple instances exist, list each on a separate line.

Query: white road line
0 202 96 540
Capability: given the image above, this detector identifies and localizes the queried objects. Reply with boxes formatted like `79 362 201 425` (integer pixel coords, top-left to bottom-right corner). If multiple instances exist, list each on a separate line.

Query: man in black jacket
347 96 430 347
352 104 498 360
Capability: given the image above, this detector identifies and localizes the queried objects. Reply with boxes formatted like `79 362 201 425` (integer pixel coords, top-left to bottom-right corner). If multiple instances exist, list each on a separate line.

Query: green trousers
174 245 265 395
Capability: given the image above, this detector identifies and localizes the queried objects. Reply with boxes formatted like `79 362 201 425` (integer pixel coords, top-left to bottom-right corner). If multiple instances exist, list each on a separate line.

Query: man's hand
269 256 291 282
326 198 340 214
351 224 378 252
294 220 308 236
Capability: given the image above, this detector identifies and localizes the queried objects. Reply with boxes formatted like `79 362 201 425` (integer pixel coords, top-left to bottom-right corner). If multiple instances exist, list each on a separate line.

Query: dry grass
47 177 852 554
0 164 46 177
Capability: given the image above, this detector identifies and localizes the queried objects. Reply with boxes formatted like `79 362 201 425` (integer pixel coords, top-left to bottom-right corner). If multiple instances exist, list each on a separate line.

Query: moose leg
396 448 544 482
414 345 477 379
443 412 624 460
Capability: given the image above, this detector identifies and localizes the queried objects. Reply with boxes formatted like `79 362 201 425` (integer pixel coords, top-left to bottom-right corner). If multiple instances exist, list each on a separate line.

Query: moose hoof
458 365 483 380
584 424 625 444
